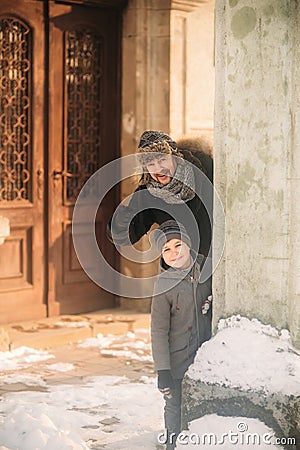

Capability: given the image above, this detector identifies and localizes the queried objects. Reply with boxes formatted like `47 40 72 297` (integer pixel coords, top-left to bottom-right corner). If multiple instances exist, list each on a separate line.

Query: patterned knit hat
136 130 178 166
153 220 191 253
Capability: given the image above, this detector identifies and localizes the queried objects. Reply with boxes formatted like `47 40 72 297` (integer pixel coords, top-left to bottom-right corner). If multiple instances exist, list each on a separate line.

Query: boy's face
161 238 191 269
146 154 177 185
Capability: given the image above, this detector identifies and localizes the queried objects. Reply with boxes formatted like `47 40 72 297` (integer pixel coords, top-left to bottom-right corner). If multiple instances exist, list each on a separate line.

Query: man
107 130 213 256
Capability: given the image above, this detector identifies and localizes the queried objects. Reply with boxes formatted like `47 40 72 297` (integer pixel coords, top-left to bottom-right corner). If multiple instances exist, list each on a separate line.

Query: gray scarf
147 160 195 204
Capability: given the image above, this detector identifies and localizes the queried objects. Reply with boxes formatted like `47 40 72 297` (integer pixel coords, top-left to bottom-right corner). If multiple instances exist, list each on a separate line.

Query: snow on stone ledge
187 315 300 396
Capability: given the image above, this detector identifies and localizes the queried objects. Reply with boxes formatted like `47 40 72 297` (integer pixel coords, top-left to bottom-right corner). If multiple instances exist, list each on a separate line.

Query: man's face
161 238 191 269
146 154 177 185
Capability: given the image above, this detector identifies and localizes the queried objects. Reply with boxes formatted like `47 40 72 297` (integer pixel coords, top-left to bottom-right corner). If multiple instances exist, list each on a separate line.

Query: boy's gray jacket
151 254 212 379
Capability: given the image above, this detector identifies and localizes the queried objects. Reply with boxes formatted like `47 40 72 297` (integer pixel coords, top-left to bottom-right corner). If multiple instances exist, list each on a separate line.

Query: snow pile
187 315 300 395
78 329 153 363
0 404 89 450
0 346 54 371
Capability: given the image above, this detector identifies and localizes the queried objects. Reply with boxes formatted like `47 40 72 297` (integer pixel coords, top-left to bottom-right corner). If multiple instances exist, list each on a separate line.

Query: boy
151 220 212 449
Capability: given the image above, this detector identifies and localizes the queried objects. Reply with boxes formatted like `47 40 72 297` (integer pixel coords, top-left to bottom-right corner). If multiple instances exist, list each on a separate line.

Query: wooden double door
0 0 120 323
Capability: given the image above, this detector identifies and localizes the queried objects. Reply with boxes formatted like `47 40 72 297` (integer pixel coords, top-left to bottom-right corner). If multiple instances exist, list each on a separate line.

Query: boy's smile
162 238 191 269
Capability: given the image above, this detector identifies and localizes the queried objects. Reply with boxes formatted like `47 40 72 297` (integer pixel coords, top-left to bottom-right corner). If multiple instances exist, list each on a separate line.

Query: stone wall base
182 376 299 450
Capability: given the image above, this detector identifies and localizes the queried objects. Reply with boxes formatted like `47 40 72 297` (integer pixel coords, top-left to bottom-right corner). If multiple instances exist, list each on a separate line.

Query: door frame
0 0 47 323
0 0 122 323
46 1 122 316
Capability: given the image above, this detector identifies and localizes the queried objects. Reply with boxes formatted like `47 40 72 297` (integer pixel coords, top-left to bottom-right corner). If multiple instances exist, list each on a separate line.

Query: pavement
0 308 151 351
0 308 155 394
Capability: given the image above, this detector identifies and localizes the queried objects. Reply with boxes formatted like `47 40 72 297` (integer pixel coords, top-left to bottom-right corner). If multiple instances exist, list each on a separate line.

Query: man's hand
108 205 134 246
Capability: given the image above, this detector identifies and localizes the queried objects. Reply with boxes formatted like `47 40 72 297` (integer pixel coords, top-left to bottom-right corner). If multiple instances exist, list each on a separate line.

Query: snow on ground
0 375 285 450
0 318 298 449
44 362 75 372
0 347 54 372
55 321 90 328
0 375 164 450
78 329 153 363
176 415 285 449
187 315 300 396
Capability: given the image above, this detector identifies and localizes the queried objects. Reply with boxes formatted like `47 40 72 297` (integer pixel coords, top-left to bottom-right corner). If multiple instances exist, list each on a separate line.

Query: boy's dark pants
164 378 182 449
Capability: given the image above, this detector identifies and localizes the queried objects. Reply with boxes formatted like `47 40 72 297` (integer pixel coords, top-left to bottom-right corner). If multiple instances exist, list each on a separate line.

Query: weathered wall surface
170 0 215 140
185 1 215 140
214 0 300 348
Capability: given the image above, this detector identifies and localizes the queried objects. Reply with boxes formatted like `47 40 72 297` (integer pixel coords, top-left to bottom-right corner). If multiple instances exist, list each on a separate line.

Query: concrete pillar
288 0 300 349
214 0 300 348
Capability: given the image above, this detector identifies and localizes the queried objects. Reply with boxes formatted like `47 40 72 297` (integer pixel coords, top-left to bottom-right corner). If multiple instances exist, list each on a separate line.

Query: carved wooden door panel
48 3 119 315
0 1 46 323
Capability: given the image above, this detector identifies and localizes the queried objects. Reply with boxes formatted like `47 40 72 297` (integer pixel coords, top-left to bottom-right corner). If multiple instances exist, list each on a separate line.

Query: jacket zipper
191 271 200 349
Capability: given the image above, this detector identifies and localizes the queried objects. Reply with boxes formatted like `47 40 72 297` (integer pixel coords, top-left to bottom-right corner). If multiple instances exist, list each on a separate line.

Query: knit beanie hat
154 220 191 253
136 130 179 166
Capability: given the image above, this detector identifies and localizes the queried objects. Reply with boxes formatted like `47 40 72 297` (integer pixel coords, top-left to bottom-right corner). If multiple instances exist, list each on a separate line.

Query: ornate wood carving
0 16 32 202
64 28 103 204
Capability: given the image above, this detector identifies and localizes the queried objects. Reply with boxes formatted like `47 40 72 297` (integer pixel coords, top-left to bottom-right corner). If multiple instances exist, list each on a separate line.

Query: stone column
214 0 300 348
288 0 300 348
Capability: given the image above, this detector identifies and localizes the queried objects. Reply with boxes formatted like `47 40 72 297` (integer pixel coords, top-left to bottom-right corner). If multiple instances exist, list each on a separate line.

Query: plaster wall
184 1 215 139
214 0 300 347
170 1 215 140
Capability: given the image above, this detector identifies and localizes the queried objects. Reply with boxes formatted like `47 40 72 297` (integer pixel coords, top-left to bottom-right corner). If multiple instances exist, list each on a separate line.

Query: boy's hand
157 370 175 398
202 294 212 314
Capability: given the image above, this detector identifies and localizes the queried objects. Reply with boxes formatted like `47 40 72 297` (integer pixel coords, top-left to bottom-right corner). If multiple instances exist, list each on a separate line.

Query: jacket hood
177 136 213 183
177 135 213 157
